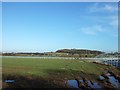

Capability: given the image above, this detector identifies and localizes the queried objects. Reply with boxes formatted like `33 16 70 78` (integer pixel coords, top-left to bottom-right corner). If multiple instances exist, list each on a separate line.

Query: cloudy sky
2 2 118 52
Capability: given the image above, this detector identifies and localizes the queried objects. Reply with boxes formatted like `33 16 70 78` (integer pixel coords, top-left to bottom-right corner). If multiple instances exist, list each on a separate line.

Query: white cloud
89 3 118 13
81 25 104 35
108 16 118 29
81 24 118 38
104 4 117 12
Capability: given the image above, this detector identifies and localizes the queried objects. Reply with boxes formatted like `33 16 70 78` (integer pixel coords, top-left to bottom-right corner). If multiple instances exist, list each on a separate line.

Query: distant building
103 59 120 67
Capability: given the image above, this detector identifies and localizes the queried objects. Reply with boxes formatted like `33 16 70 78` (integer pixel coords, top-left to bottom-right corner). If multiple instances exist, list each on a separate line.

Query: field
2 57 120 88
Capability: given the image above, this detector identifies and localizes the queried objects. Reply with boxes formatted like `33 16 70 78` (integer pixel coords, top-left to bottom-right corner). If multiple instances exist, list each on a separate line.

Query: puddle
88 81 102 89
99 76 105 80
79 80 84 83
67 79 102 89
67 69 120 89
108 76 120 88
5 80 15 83
67 80 79 88
104 70 120 88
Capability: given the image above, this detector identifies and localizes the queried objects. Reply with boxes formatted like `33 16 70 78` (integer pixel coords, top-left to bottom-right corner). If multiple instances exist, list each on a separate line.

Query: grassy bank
2 57 120 88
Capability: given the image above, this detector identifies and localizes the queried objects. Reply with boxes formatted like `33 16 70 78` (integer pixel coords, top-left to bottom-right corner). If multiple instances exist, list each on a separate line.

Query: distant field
2 57 120 88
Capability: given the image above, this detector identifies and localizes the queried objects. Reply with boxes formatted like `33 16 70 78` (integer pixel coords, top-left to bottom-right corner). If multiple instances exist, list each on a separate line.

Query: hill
56 49 104 57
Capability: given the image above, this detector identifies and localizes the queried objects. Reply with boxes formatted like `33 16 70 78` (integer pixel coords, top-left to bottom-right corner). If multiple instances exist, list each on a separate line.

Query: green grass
2 57 119 80
2 57 120 88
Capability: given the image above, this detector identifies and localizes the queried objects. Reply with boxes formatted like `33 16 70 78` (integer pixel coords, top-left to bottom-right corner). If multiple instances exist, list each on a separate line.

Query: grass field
2 57 120 88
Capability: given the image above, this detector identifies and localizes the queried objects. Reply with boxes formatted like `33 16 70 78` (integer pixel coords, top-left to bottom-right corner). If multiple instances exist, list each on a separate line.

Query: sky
0 2 2 53
2 2 118 52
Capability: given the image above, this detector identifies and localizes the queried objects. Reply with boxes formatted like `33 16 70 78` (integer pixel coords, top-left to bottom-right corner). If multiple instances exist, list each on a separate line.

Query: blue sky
2 2 118 52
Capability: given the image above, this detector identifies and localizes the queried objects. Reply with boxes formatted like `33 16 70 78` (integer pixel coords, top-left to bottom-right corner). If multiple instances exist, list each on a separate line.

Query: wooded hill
56 49 104 55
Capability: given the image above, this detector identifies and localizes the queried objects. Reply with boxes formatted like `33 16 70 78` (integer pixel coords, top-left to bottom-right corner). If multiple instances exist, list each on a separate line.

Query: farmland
2 57 120 88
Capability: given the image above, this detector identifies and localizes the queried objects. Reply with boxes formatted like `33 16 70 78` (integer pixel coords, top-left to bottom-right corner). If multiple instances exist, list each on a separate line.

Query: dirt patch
2 74 66 89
